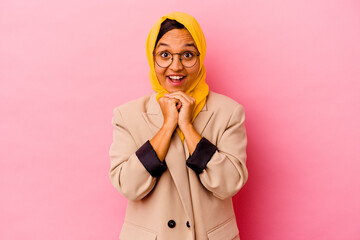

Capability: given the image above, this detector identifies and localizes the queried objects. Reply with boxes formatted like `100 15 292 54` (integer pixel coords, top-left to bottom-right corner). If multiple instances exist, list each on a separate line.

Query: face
153 28 200 93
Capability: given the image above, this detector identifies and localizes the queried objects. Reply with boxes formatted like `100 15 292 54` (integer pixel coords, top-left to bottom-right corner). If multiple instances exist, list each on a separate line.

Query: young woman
109 11 248 240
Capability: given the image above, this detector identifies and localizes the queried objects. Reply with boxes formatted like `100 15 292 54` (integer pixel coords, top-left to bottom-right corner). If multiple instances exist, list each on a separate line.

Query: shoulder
113 93 154 114
206 91 246 127
206 91 245 113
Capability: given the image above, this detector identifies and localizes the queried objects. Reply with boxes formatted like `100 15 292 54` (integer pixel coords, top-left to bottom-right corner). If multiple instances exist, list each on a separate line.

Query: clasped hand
159 91 195 132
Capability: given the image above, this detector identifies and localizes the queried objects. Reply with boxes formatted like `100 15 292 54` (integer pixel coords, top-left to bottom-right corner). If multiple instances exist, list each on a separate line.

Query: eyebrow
157 43 169 47
184 43 197 48
157 43 197 48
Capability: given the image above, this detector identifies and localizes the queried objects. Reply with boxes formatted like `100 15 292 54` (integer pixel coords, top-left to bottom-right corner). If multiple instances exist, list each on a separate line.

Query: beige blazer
109 91 248 240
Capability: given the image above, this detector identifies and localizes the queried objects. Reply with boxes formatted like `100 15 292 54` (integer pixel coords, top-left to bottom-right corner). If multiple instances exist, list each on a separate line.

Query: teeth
169 76 184 80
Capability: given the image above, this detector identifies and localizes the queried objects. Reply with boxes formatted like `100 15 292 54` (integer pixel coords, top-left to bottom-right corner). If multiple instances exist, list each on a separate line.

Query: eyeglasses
153 50 200 68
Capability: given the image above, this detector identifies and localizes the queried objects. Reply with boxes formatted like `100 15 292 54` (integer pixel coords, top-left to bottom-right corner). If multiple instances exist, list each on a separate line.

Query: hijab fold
146 12 209 141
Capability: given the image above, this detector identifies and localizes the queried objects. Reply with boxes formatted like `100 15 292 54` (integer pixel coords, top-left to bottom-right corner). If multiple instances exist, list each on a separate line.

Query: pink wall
1 0 359 239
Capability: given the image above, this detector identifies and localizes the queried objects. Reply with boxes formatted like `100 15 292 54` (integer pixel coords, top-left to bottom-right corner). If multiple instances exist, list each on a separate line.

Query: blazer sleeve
188 104 248 200
109 108 164 201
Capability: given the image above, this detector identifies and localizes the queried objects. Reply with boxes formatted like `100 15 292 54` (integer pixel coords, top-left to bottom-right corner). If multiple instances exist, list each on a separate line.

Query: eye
182 51 194 59
160 51 171 58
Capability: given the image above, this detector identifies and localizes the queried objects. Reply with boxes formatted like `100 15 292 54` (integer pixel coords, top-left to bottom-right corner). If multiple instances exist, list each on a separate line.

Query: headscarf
146 11 209 141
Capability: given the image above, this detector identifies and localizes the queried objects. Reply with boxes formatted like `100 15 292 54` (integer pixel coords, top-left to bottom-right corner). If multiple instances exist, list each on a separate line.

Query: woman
109 11 248 240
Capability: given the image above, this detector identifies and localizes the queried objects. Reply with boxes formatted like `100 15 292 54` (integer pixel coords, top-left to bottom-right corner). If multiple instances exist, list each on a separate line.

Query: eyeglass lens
155 51 199 68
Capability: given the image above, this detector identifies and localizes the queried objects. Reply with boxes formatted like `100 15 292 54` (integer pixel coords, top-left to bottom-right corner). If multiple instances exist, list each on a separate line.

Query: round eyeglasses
153 50 200 68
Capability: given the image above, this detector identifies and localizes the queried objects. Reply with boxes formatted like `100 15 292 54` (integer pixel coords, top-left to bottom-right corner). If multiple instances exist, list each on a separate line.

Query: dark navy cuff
186 137 218 174
135 140 167 177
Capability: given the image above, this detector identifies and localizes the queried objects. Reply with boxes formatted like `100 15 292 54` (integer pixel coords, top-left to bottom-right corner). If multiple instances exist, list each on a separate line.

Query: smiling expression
153 28 200 93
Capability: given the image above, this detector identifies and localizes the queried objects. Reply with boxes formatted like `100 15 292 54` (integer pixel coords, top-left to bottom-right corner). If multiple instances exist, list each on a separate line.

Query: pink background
1 0 360 239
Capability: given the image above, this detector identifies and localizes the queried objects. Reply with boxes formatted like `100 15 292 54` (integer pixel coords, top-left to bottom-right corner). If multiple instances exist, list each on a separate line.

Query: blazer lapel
142 94 163 135
193 102 214 136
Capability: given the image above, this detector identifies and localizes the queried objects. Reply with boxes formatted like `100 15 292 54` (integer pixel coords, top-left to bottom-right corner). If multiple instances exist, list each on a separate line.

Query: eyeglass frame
152 51 200 68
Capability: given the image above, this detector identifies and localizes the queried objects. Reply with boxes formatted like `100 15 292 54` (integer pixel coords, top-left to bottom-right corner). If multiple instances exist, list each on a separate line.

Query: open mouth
167 75 186 86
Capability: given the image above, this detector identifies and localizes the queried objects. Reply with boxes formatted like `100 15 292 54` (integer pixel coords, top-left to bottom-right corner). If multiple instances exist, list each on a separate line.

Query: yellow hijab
146 12 209 141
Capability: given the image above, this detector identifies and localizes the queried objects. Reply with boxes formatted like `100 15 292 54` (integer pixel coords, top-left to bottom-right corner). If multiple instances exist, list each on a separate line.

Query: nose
169 54 184 71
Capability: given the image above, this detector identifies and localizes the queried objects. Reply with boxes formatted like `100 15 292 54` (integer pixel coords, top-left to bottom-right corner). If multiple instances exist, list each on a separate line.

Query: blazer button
186 221 190 228
168 220 176 228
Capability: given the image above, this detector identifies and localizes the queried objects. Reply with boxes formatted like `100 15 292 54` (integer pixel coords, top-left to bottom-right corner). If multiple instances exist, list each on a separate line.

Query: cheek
154 65 165 79
189 64 200 78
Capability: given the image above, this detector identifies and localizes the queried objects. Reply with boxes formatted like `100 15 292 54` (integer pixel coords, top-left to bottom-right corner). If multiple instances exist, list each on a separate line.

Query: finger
173 92 195 103
169 97 181 107
167 94 194 107
169 92 196 105
166 92 193 103
161 96 177 104
166 97 182 110
176 101 182 111
159 97 179 111
162 95 184 107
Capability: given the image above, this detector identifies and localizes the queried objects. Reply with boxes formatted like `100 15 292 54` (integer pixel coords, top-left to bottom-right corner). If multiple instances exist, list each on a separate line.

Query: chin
167 87 186 93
